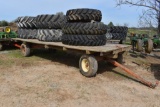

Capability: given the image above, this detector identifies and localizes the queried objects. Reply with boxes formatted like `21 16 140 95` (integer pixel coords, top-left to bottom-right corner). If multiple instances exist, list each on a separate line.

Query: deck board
12 38 131 53
0 38 11 41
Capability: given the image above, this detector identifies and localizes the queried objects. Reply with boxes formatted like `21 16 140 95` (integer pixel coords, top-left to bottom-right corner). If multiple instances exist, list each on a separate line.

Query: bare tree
116 0 160 34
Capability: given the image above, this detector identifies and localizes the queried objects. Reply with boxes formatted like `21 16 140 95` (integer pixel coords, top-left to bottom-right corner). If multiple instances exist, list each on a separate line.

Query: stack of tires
62 8 107 46
16 17 37 39
36 13 66 42
106 26 128 42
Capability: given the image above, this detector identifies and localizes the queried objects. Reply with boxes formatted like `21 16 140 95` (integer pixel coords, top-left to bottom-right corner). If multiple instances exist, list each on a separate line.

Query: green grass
0 49 42 68
0 49 71 68
8 50 24 58
128 28 157 37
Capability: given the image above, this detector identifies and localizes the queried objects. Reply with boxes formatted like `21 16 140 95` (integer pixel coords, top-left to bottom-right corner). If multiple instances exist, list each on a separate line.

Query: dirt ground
0 48 160 107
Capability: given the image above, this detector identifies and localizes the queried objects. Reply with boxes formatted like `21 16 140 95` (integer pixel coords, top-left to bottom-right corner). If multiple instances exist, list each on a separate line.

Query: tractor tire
36 14 67 29
145 39 153 53
15 17 22 28
62 22 107 35
79 55 98 77
66 8 102 22
108 26 128 33
15 17 37 29
105 33 113 40
62 34 106 46
136 39 143 52
36 15 53 29
108 33 126 40
17 29 37 39
17 29 24 38
37 29 62 42
49 14 67 29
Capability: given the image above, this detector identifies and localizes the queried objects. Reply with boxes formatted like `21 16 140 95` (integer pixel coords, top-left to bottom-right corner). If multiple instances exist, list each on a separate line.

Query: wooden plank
0 38 11 42
12 38 131 53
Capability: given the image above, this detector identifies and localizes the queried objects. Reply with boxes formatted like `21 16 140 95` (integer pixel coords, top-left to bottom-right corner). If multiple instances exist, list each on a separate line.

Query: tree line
0 20 9 27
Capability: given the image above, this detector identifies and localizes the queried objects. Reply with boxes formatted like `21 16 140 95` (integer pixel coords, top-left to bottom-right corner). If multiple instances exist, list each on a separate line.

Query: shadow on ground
151 64 160 80
1 45 18 51
32 49 116 73
32 49 80 68
31 49 144 85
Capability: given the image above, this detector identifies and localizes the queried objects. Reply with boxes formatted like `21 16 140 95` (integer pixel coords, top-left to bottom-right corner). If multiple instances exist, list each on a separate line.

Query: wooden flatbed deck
0 38 11 42
12 38 131 54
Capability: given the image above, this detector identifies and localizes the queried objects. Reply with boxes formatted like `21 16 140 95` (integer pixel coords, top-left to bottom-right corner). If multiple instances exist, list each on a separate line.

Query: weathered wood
0 38 11 42
12 38 131 54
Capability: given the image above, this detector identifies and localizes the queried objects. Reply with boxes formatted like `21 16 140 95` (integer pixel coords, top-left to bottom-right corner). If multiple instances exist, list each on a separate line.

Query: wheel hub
81 59 89 72
21 45 25 53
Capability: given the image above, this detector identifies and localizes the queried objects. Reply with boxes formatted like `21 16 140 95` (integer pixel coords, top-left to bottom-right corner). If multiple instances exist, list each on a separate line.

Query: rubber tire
62 22 107 35
66 8 102 22
136 39 143 52
20 43 31 57
36 14 67 29
112 33 126 40
105 33 112 40
49 14 67 29
108 26 128 33
145 39 153 53
15 17 37 29
18 29 37 39
37 29 62 42
0 43 3 51
79 55 98 77
62 34 106 46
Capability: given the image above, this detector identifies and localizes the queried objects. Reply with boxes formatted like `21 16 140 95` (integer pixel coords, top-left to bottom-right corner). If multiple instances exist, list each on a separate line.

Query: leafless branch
116 0 160 30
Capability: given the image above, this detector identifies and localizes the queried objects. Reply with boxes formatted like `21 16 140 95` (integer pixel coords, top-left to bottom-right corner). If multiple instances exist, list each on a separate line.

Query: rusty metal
31 44 44 48
14 43 21 48
107 58 159 89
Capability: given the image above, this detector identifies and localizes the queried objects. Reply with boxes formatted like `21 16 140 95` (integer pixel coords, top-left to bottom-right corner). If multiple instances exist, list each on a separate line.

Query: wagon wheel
0 42 3 51
20 43 31 57
136 39 143 52
145 39 153 53
79 55 98 77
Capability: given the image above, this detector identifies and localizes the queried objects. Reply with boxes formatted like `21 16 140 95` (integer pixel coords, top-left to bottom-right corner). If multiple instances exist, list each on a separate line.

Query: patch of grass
8 50 24 58
8 49 47 61
124 42 131 45
128 28 157 36
0 50 44 68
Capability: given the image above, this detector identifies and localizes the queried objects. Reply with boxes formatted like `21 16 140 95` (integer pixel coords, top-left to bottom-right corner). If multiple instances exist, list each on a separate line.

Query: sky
0 0 144 27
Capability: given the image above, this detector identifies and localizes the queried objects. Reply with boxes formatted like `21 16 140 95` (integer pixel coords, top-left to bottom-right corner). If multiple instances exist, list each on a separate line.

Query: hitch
107 58 159 89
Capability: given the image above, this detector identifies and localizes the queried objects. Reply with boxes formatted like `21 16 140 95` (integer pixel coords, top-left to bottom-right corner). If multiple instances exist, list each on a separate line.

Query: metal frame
11 38 158 88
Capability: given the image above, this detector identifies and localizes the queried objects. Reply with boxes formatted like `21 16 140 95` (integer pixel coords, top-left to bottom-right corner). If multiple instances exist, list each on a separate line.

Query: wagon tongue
107 58 159 89
138 79 159 89
149 81 159 89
